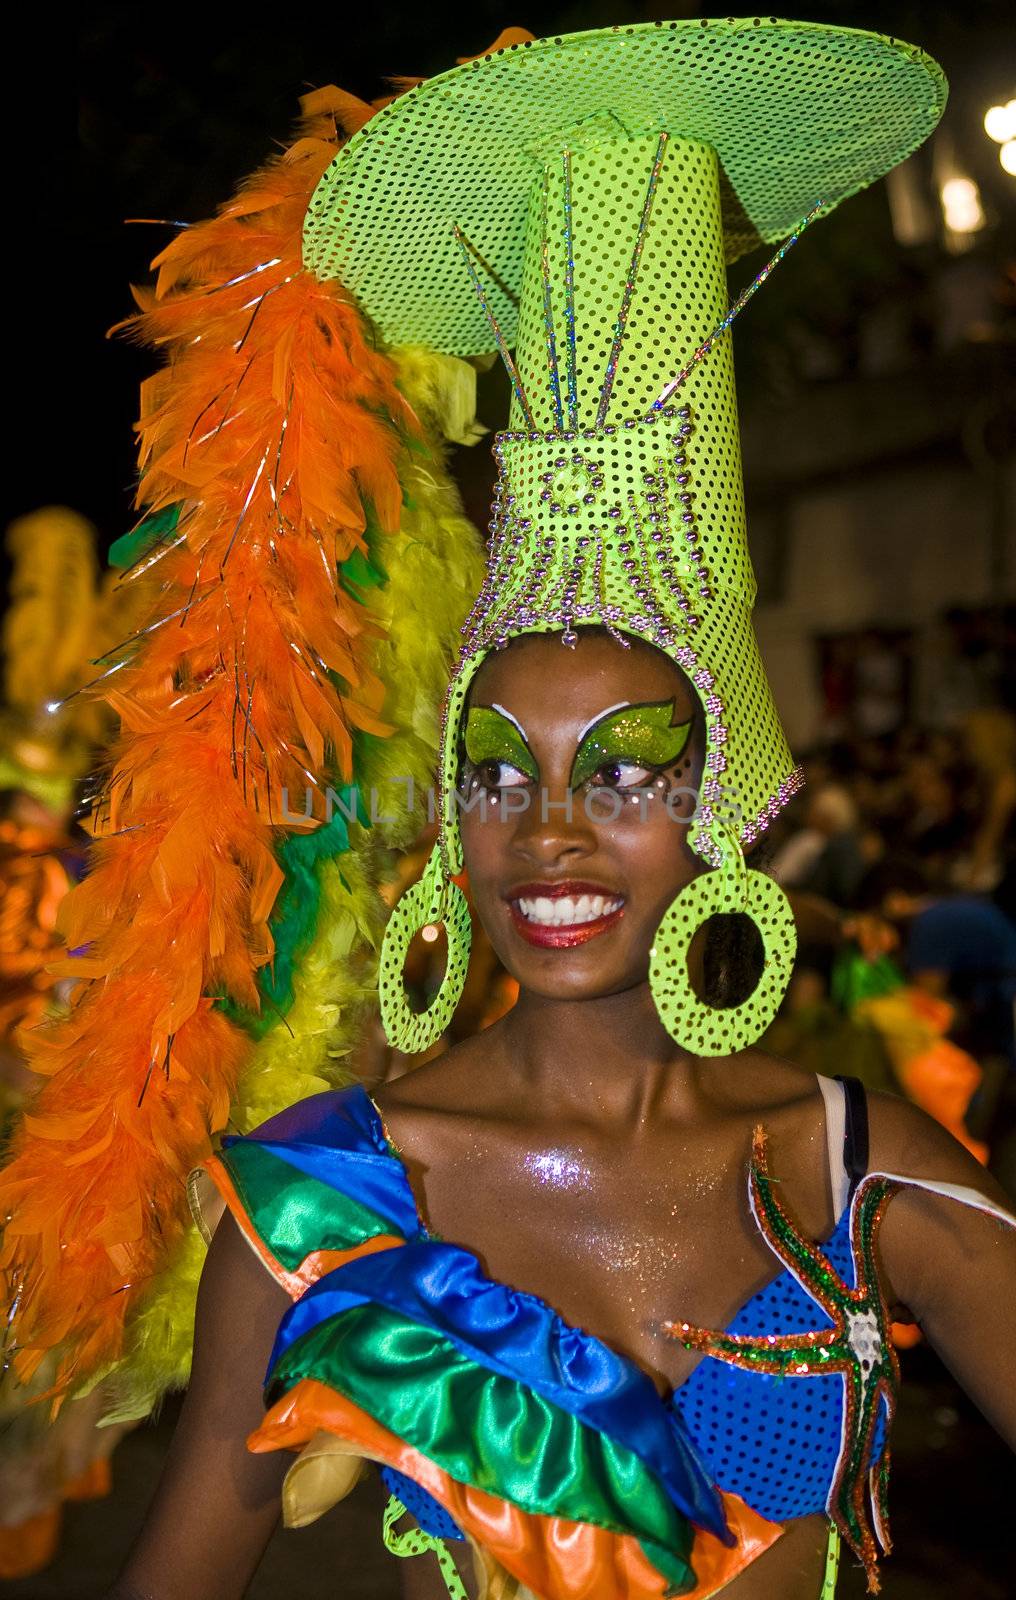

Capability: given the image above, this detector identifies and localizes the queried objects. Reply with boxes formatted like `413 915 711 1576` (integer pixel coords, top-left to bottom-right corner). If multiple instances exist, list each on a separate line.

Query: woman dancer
95 19 1015 1600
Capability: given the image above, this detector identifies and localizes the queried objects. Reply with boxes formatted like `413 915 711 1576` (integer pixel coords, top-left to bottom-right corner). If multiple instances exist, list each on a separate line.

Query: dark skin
110 632 1016 1600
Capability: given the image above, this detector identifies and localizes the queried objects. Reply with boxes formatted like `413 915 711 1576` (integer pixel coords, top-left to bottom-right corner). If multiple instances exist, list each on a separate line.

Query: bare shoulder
865 1091 1016 1315
713 1044 823 1112
372 1028 513 1156
700 1046 827 1144
866 1088 1011 1207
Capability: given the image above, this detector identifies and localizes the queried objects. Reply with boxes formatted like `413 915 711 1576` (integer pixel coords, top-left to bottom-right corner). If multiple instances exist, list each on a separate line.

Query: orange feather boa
0 87 416 1391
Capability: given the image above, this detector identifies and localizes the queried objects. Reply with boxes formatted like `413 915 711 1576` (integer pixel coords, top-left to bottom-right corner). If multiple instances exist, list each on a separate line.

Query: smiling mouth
505 884 626 948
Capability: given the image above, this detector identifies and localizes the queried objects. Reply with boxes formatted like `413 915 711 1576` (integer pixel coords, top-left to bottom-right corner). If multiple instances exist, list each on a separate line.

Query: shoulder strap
835 1074 869 1204
816 1073 848 1220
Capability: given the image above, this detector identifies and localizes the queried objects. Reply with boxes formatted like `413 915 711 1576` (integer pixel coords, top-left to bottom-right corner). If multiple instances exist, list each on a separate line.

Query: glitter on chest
585 1225 685 1281
522 1148 593 1191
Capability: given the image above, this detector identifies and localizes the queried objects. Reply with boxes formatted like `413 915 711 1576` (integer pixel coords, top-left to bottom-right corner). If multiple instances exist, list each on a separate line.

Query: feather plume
0 89 442 1392
99 350 485 1423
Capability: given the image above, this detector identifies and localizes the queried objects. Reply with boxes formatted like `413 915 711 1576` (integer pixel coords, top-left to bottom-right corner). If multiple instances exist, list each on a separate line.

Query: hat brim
303 16 945 356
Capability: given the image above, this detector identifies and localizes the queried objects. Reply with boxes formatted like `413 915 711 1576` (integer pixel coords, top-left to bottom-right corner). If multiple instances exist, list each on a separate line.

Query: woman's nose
508 779 598 868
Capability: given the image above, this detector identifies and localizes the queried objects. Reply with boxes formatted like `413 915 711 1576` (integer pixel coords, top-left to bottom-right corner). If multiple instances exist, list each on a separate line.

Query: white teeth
516 894 623 927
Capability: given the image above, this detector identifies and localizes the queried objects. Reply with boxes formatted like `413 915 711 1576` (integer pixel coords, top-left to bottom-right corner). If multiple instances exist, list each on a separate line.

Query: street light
983 100 1016 143
940 176 986 234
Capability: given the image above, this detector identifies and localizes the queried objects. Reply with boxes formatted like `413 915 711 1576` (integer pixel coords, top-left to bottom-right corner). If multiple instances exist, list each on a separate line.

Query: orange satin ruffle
249 1378 782 1600
196 1154 404 1298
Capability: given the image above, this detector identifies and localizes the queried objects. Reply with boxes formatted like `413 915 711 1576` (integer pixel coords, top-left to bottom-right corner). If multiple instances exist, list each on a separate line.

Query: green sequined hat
305 17 945 876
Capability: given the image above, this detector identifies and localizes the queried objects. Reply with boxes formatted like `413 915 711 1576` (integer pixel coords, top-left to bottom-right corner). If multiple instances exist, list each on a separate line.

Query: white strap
817 1074 850 1224
859 1171 1016 1230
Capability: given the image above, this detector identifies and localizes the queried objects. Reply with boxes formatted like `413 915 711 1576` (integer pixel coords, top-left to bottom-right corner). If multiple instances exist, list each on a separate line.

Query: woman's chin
500 952 652 1005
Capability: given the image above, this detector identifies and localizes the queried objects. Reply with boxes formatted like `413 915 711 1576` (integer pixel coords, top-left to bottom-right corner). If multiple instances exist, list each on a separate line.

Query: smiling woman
459 632 703 987
89 18 1016 1600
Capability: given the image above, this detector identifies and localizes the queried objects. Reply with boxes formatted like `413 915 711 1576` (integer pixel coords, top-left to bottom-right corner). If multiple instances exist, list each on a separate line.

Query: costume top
193 1076 1014 1598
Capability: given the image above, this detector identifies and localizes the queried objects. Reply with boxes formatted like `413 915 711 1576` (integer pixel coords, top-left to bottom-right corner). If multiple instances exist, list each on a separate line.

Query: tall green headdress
304 17 946 1055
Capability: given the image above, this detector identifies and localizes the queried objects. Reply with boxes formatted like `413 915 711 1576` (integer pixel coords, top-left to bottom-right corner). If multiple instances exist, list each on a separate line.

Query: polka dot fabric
648 855 797 1054
306 23 943 880
303 18 946 355
379 1467 465 1541
307 21 943 887
673 1209 889 1522
378 845 471 1054
433 134 801 879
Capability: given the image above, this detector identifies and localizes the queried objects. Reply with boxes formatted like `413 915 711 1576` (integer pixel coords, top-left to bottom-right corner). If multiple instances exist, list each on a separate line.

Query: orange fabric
0 85 417 1392
250 1379 782 1600
858 987 989 1164
203 1153 405 1297
62 1456 112 1501
0 1507 61 1579
895 1041 988 1163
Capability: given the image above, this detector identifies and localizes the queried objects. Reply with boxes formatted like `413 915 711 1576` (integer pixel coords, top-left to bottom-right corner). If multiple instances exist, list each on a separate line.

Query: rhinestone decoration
454 226 535 430
653 202 822 412
431 131 806 878
461 405 710 661
539 169 565 433
562 147 579 430
596 130 670 428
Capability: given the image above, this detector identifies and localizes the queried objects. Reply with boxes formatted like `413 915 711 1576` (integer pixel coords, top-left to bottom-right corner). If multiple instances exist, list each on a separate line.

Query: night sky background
9 0 1015 561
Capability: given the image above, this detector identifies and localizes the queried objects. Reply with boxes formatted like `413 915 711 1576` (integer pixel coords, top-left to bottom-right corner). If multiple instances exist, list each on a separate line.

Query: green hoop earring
379 846 472 1054
648 851 796 1058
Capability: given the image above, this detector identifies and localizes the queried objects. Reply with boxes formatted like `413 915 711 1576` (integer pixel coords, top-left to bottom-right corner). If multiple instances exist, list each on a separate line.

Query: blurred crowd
765 615 1016 1188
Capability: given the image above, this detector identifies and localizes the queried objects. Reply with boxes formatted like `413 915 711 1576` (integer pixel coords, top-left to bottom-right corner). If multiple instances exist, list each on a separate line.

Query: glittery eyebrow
576 702 630 743
464 705 538 780
491 702 529 741
569 699 692 790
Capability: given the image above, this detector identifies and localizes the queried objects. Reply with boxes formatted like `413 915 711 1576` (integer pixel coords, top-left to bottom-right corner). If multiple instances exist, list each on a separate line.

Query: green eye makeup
569 699 692 790
464 705 538 782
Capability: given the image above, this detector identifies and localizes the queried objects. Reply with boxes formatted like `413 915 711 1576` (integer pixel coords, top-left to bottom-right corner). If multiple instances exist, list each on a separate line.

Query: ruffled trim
271 1234 727 1539
250 1379 782 1600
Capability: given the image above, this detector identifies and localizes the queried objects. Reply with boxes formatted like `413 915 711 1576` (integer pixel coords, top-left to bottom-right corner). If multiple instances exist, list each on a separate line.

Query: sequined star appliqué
664 1127 899 1594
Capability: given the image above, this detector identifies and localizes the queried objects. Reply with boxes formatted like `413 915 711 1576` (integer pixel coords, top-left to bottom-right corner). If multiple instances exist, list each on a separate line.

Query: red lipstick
504 881 626 950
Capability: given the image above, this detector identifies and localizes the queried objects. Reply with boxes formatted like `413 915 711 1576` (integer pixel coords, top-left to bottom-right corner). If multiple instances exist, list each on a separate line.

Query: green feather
108 504 181 569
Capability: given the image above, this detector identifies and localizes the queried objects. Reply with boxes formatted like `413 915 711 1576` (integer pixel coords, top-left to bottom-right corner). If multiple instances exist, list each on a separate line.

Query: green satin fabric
271 1300 695 1583
221 1141 394 1273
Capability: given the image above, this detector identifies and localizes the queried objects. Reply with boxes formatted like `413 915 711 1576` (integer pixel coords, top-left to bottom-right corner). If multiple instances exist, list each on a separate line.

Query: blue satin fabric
238 1084 389 1153
271 1226 728 1539
221 1086 422 1242
226 1135 422 1242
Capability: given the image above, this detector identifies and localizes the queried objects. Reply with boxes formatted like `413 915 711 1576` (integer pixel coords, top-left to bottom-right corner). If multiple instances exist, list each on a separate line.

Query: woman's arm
107 1213 292 1600
870 1093 1016 1447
